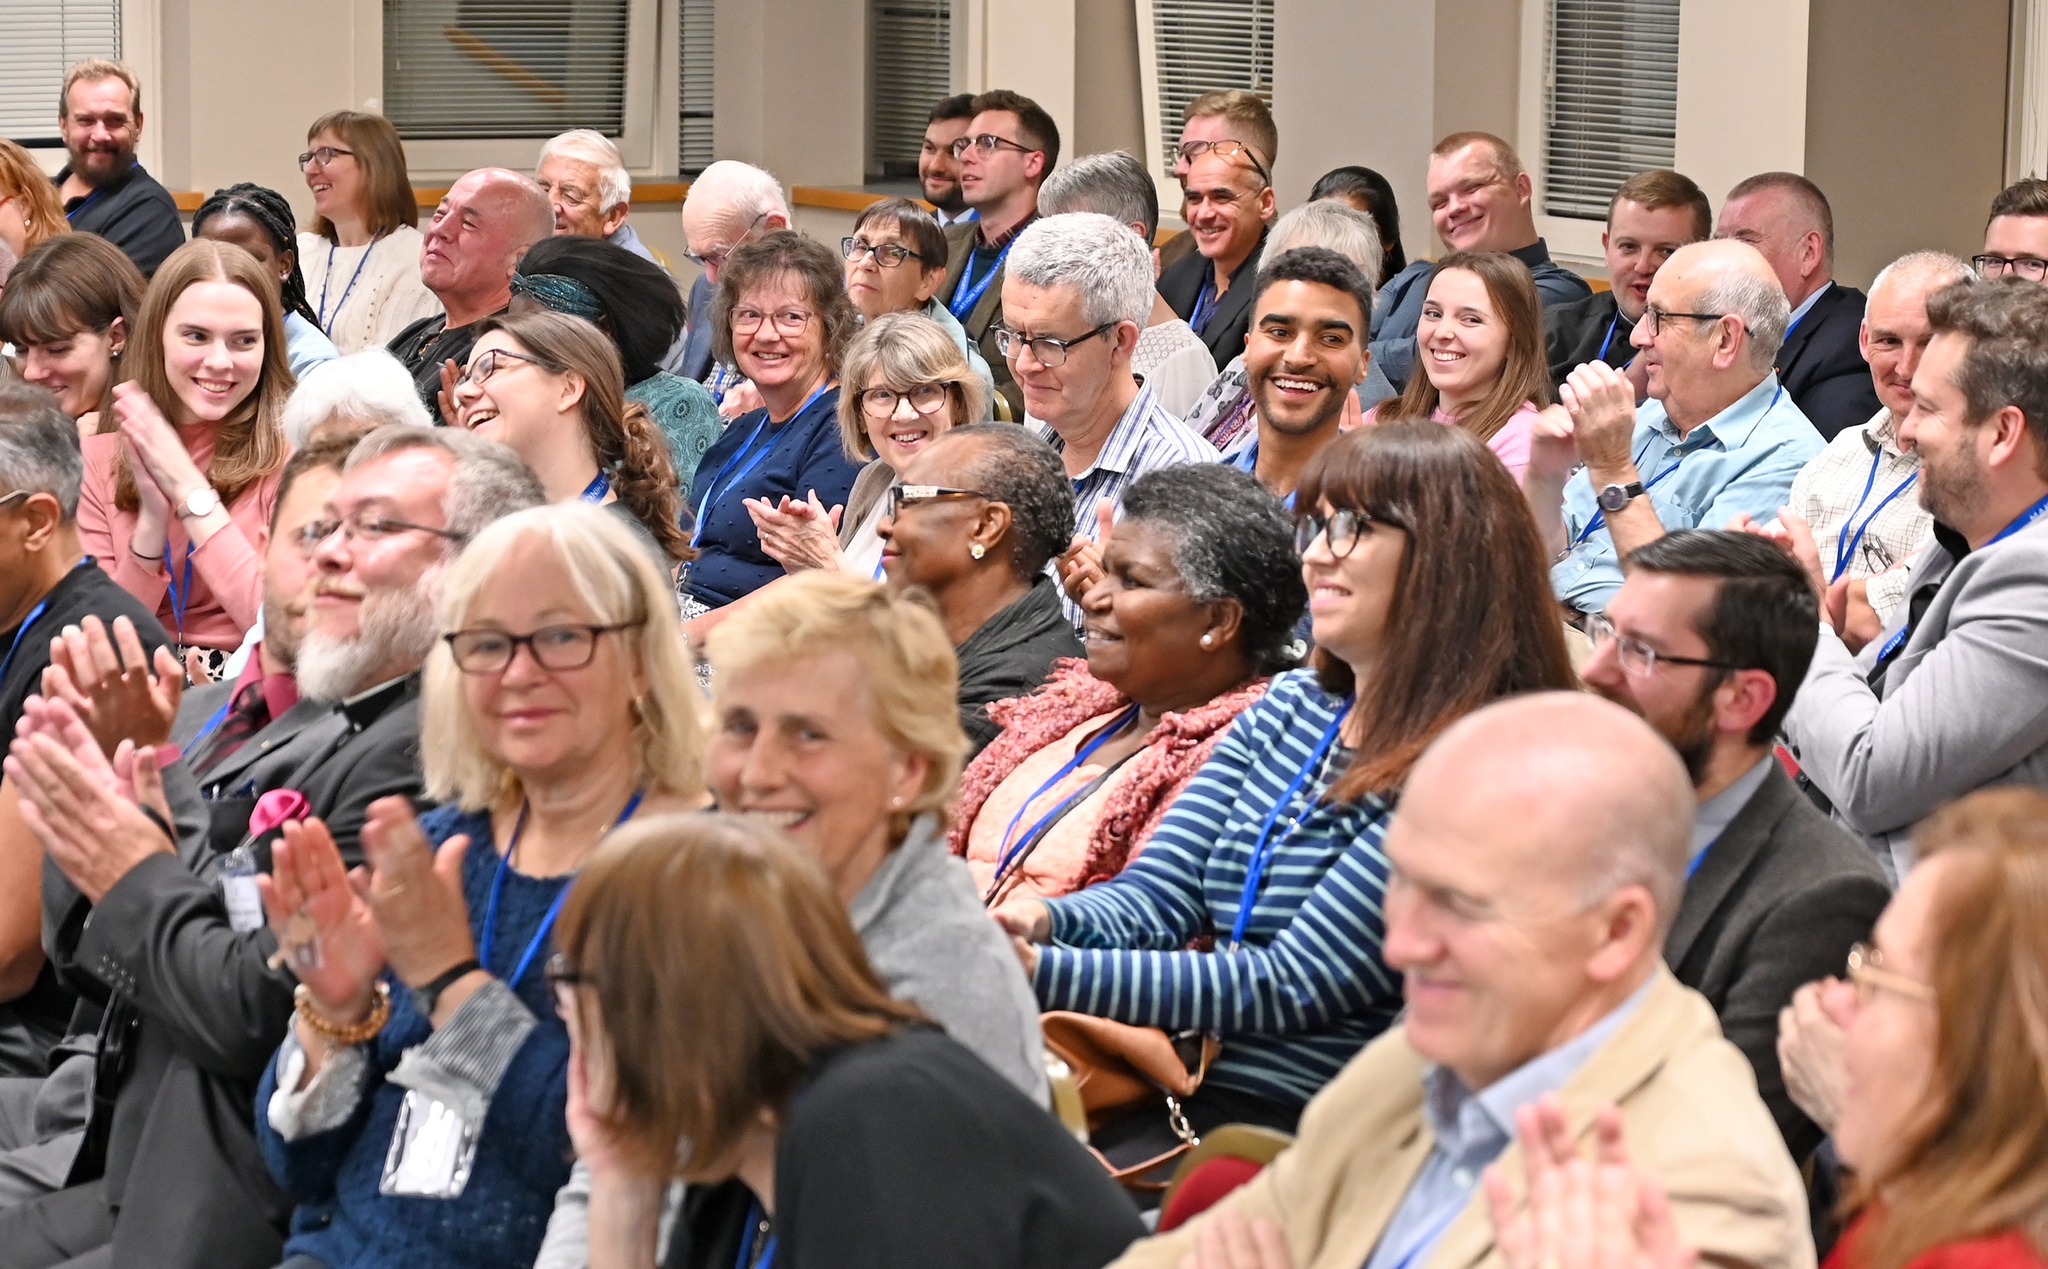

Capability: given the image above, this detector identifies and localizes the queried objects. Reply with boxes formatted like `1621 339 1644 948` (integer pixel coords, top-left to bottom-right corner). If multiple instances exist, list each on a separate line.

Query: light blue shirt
1553 373 1825 613
1361 976 1658 1269
283 311 339 379
1786 280 1831 335
1690 754 1776 861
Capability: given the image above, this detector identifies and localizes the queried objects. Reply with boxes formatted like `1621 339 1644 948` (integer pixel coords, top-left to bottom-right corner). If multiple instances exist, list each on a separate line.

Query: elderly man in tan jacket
1112 693 1813 1269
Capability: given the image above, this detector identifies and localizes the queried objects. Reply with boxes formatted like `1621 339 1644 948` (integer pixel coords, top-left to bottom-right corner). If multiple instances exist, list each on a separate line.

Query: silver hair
0 380 83 518
294 564 442 703
538 129 633 214
1269 199 1385 295
1008 212 1154 328
1038 151 1158 241
343 424 546 542
1869 250 1976 311
1697 266 1792 371
684 160 789 225
280 350 432 448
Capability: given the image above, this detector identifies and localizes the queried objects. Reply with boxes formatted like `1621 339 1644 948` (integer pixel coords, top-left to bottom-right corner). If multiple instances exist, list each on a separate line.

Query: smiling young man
918 94 979 228
1544 169 1710 389
51 60 184 276
1977 177 2048 284
1233 246 1374 504
1159 150 1275 367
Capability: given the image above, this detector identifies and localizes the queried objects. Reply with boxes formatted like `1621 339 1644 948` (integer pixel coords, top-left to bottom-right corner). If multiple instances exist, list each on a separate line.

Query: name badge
379 1089 479 1199
222 874 265 933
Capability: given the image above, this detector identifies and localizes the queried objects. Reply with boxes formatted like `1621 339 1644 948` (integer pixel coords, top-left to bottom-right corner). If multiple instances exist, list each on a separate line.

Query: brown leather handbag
1040 1012 1220 1189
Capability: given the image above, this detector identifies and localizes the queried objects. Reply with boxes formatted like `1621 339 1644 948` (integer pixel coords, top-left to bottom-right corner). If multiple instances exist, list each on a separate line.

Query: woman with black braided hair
193 182 340 377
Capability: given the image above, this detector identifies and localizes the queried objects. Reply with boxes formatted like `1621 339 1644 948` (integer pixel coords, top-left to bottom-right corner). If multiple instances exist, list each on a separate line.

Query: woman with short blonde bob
250 501 708 1269
296 109 442 352
747 311 988 580
556 813 1145 1269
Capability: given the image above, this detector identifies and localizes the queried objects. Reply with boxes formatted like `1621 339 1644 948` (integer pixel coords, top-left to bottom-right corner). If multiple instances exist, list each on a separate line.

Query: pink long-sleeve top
76 430 280 651
1360 401 1538 484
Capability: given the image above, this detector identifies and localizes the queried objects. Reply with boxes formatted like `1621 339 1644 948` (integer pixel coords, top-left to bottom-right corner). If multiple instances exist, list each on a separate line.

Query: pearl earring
970 542 986 560
1200 634 1215 650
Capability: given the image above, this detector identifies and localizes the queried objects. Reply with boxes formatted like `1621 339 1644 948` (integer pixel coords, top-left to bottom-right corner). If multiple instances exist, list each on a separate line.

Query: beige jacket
1110 969 1814 1269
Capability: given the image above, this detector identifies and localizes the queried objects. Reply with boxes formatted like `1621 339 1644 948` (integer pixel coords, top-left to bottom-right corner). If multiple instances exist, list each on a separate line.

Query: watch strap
411 958 483 1016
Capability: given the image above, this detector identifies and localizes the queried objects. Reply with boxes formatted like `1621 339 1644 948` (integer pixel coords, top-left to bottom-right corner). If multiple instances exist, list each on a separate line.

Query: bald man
1533 239 1826 615
675 160 791 387
386 167 556 419
1109 694 1812 1269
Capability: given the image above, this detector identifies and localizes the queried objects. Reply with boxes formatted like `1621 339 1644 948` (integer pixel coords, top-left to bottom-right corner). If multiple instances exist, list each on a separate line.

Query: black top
955 573 1084 756
1543 289 1635 389
1159 230 1268 368
55 161 186 277
387 312 495 423
665 1027 1144 1269
1776 282 1881 441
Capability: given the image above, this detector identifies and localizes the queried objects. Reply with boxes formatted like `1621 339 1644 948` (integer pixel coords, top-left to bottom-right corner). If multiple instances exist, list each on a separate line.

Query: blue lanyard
1189 274 1220 335
1873 488 2048 663
948 238 1014 320
691 385 829 546
316 233 382 331
190 693 238 753
580 469 612 503
62 165 135 221
0 557 95 689
735 1201 776 1269
163 543 195 646
1596 311 1623 363
1229 697 1351 948
479 788 645 989
1232 437 1259 474
1830 446 1919 583
983 705 1141 903
1573 385 1783 549
1685 836 1718 882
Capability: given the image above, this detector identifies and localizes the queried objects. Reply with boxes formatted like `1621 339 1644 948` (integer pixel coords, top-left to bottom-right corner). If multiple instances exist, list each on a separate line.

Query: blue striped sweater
1032 669 1401 1111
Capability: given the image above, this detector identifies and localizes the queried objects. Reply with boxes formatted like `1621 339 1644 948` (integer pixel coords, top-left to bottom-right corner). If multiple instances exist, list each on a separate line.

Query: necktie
188 680 270 777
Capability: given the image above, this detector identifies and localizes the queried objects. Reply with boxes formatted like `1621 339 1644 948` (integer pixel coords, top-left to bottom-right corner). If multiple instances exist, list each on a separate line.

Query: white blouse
296 225 444 354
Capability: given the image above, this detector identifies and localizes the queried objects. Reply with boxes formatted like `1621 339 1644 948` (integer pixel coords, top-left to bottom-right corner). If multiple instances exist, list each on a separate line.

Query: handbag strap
984 744 1146 908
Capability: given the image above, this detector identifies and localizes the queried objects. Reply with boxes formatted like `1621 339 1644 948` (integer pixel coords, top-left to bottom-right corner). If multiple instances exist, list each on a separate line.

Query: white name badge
222 874 265 933
379 1089 479 1199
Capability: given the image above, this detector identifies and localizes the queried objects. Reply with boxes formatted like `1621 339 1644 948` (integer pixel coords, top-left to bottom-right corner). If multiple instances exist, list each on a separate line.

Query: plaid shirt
1787 407 1933 625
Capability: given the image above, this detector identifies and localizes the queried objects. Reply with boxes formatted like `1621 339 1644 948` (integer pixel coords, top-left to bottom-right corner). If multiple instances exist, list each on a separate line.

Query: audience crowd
2 52 2048 1269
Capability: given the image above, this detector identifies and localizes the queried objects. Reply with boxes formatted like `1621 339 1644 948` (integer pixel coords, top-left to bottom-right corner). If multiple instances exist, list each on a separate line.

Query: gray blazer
1784 519 2048 875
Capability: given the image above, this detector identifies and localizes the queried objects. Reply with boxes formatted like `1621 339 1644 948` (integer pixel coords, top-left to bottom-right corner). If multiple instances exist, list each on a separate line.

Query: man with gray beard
0 426 540 1269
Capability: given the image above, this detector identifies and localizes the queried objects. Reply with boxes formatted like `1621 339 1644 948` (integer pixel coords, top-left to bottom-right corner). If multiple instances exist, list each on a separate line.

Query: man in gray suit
1583 529 1889 1164
1769 277 2048 878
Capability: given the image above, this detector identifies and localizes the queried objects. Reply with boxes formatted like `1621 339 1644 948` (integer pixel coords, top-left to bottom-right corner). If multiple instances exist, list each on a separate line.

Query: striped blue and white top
1032 669 1401 1112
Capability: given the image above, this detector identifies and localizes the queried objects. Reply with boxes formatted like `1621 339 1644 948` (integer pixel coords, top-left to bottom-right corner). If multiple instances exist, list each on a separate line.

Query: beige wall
1433 0 1520 145
1072 0 1146 160
715 0 866 187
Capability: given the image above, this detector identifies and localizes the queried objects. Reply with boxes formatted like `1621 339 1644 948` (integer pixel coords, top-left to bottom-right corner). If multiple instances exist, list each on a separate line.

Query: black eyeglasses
841 238 923 268
949 133 1039 160
443 623 637 674
884 485 992 519
1294 508 1377 558
992 321 1115 368
1585 614 1747 676
1972 254 2048 281
298 146 355 168
1176 138 1271 184
1641 305 1728 338
860 383 952 419
296 512 465 551
544 952 591 990
459 347 552 388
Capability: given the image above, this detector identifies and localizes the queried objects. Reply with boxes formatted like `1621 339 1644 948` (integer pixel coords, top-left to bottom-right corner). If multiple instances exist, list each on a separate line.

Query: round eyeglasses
859 383 951 419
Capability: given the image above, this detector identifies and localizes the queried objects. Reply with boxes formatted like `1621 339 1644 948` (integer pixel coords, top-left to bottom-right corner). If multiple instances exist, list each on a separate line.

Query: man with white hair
1532 238 1826 615
535 129 656 263
1108 693 1812 1269
1000 212 1217 623
675 160 790 390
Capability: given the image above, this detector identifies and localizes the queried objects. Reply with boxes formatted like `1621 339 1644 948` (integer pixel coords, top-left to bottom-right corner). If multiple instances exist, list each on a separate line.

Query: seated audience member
1975 176 2048 283
1160 89 1280 277
296 110 443 353
0 140 69 259
1777 789 2048 1269
1002 424 1578 1148
280 348 431 446
250 502 707 1269
0 426 542 1269
677 160 791 391
1110 694 1811 1269
1368 250 1550 483
1535 239 1824 616
537 128 658 263
879 424 1081 753
919 93 980 228
510 235 721 487
953 464 1303 904
1582 530 1889 1162
839 196 997 406
1160 149 1273 368
1717 173 1879 440
552 815 1144 1269
1228 245 1377 504
387 168 554 418
1787 252 1967 635
682 231 864 611
52 60 183 276
1309 164 1407 280
451 309 690 564
1372 133 1591 391
748 311 985 580
78 239 294 663
0 232 144 436
1186 200 1395 455
1038 151 1217 417
192 183 340 377
0 382 170 1077
941 89 1060 420
1773 278 2048 880
1544 169 1711 388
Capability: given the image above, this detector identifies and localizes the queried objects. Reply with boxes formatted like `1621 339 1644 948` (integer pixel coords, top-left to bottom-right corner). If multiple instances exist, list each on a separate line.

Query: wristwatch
411 958 483 1018
180 487 222 519
1596 481 1646 513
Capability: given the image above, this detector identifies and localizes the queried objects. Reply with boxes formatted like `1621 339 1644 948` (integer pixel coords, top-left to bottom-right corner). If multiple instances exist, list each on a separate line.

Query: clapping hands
1484 1096 1696 1269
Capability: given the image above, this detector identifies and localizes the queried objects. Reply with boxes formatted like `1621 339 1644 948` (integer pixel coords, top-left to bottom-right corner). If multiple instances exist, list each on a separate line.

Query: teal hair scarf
510 271 606 323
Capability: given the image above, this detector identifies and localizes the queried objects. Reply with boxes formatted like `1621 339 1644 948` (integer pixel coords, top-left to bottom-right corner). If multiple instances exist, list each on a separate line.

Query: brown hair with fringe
304 110 421 240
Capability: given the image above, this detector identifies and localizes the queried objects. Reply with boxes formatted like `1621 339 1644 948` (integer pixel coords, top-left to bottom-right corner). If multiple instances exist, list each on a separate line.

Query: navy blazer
1776 283 1880 441
1159 231 1266 369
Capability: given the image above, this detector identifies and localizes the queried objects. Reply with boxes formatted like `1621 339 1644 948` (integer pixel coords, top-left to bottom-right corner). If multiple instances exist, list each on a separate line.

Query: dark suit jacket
1776 282 1880 441
38 676 425 1269
1543 290 1635 388
675 272 718 383
1158 230 1266 369
940 220 1024 419
1664 762 1890 1163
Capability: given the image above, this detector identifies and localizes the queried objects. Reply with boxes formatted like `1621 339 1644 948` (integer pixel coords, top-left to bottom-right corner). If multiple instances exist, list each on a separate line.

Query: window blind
679 0 713 172
869 0 951 179
1544 0 1680 220
384 0 629 140
1 1 121 146
1148 0 1272 179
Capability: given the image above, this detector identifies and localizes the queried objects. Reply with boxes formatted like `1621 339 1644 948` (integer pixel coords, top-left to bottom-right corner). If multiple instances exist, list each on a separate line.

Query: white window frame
1135 0 1274 216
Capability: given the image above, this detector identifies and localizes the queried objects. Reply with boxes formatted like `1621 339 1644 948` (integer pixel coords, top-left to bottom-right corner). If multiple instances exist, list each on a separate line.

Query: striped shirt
1033 670 1401 1111
1786 407 1933 626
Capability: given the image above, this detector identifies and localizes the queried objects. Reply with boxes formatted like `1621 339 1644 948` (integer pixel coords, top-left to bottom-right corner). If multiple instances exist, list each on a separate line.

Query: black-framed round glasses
460 348 551 388
842 237 923 268
992 321 1114 368
1585 613 1747 676
443 623 636 674
298 146 355 168
860 383 951 419
949 133 1038 160
1294 509 1372 558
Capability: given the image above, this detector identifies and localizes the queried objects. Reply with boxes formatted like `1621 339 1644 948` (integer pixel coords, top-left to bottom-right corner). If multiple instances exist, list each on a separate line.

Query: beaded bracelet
293 981 392 1047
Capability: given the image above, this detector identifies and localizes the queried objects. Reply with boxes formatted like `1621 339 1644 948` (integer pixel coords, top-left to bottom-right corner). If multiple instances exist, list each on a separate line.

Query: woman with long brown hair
0 233 143 435
76 239 293 661
294 110 441 352
1370 250 1551 483
0 139 69 259
1000 422 1577 1147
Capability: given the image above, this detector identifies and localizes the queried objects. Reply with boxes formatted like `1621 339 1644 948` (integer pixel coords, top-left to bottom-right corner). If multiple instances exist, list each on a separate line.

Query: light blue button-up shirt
1552 373 1825 613
1361 975 1658 1269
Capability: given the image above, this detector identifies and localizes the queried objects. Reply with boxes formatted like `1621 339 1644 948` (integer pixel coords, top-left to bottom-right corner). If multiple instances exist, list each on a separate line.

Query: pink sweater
1361 401 1538 484
76 430 280 650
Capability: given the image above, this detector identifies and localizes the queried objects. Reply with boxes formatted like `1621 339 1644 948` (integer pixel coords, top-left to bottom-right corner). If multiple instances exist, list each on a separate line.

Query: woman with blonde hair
76 238 293 662
0 233 144 435
0 139 69 258
295 110 441 351
250 501 708 1269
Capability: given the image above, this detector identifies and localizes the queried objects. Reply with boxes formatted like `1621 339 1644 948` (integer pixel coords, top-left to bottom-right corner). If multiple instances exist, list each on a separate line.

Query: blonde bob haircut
422 501 706 810
705 571 967 828
835 312 987 463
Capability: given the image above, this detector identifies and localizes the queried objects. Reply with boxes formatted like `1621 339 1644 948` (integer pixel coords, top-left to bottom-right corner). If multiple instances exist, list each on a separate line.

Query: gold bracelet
293 981 391 1047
